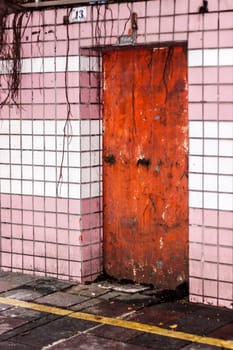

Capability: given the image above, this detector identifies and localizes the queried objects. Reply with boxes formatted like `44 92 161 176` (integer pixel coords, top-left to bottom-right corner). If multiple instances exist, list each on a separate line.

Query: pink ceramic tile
1 209 11 223
81 260 91 277
219 211 233 229
21 75 32 88
175 0 188 13
34 212 45 226
204 280 217 298
35 242 45 257
57 213 69 229
23 226 33 240
218 282 233 300
69 261 81 278
219 264 233 282
66 72 79 87
190 294 203 303
204 228 218 245
1 224 12 238
160 16 174 33
159 33 173 42
219 229 233 247
82 213 101 230
219 12 233 29
204 85 218 102
43 41 56 57
91 258 102 275
203 297 217 306
46 243 57 258
69 245 82 261
58 245 69 260
12 210 22 224
69 231 81 246
219 247 233 264
189 260 203 277
32 89 44 104
23 256 34 271
45 197 56 212
174 32 188 41
219 30 233 47
12 239 23 254
21 90 33 104
188 32 202 49
23 195 33 210
81 197 101 214
32 104 44 119
86 243 101 261
218 299 233 309
189 208 203 225
204 67 218 84
204 245 217 262
189 277 203 295
189 103 203 120
1 238 11 252
56 8 67 24
204 103 218 120
34 257 45 272
1 252 12 268
69 199 81 214
45 228 57 243
204 31 218 48
44 89 56 104
80 88 90 104
0 194 11 208
44 104 56 119
204 13 218 30
23 210 33 225
58 260 69 275
188 67 202 84
219 85 233 102
34 227 45 241
188 85 202 102
45 212 56 227
57 229 69 244
23 240 34 255
146 17 159 35
219 67 233 84
12 254 22 269
175 15 188 31
219 104 233 121
11 195 22 209
69 215 80 230
203 262 217 279
204 209 218 227
189 243 202 260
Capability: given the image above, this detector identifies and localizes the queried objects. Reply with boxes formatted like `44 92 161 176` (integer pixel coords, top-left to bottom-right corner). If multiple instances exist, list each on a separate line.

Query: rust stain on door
102 45 188 289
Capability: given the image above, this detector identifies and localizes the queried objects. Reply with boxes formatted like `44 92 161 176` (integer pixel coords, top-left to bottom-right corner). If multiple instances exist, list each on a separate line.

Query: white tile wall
189 191 203 208
0 120 102 199
190 139 203 155
189 156 203 172
204 157 218 173
189 49 233 67
189 173 203 190
218 159 232 174
204 122 218 138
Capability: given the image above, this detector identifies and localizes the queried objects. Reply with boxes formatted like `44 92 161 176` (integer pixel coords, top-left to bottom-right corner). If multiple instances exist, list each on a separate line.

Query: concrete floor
0 272 232 349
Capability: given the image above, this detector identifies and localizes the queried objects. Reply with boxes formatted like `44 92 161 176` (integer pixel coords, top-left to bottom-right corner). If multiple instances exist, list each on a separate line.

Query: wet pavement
0 272 232 349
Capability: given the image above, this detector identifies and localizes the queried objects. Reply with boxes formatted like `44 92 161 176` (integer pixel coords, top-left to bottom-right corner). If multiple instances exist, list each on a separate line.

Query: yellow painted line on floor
0 296 233 349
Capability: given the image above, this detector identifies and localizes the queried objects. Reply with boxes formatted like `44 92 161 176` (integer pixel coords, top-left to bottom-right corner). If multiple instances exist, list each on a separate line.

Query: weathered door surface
102 45 188 289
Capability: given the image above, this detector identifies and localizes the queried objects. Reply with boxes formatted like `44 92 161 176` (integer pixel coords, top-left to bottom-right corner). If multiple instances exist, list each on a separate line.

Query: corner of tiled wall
0 0 233 307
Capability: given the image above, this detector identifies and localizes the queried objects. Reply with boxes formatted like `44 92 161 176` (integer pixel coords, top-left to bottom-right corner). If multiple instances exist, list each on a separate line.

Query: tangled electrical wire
0 10 30 108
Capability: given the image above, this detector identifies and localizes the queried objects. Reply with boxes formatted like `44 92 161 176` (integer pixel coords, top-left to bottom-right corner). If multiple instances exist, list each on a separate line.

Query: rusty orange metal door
102 45 188 289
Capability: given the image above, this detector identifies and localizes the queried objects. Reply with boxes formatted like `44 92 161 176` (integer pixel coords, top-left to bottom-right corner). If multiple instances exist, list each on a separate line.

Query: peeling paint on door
103 45 188 289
